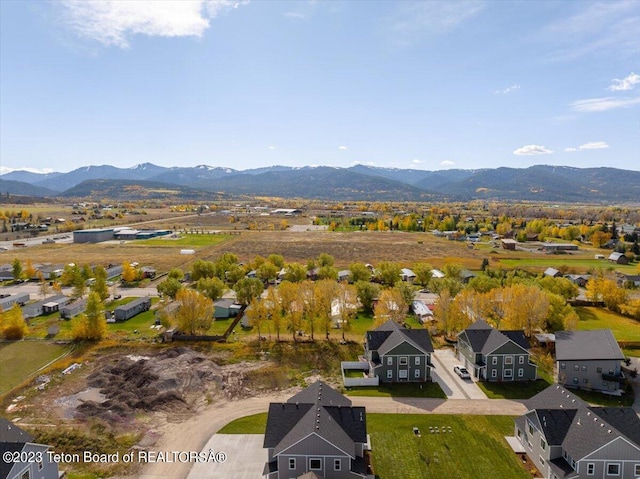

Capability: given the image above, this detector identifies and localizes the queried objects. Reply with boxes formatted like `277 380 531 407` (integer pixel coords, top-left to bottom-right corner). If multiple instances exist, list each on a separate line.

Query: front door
398 356 409 381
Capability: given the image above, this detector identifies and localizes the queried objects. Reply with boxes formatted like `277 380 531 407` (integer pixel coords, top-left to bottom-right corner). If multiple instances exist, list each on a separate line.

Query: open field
0 341 72 394
218 413 529 479
134 233 233 247
575 306 640 357
346 382 446 399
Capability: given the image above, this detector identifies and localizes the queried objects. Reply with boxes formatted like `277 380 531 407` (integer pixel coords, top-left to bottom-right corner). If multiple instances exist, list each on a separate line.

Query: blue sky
1 0 639 174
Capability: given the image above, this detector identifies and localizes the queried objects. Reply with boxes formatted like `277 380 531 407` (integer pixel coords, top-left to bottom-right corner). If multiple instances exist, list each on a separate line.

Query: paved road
135 391 526 479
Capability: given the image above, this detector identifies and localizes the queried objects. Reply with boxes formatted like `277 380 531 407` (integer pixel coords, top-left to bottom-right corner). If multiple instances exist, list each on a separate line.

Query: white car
453 365 471 379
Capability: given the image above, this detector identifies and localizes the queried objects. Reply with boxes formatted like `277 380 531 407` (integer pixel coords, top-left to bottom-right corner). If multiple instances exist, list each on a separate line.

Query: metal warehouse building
73 228 115 243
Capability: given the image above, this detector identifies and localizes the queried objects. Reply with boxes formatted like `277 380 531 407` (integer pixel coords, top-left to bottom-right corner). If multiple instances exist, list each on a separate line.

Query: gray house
364 320 434 383
514 385 640 479
555 330 625 394
0 418 59 479
263 381 370 479
213 298 243 319
113 297 151 321
456 320 537 382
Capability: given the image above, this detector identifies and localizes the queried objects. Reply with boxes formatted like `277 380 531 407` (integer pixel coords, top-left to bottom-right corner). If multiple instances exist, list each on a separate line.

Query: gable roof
458 320 530 355
555 330 624 361
525 408 577 445
366 320 433 356
264 381 367 460
525 384 586 411
0 418 34 443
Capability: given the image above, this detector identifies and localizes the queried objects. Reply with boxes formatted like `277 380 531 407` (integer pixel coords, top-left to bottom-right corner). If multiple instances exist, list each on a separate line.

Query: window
387 370 393 379
581 365 587 372
518 368 524 377
414 369 420 378
602 381 608 389
596 367 602 373
334 459 341 471
634 464 640 475
572 377 579 384
491 369 497 378
289 458 296 470
505 356 513 365
387 357 392 365
574 364 580 371
539 456 545 467
504 369 513 378
528 423 534 435
492 357 497 365
540 438 546 450
560 362 566 369
519 356 525 364
582 378 588 384
415 356 420 365
399 357 408 366
607 463 620 475
587 463 595 475
399 369 408 379
309 458 322 470
21 472 30 479
38 461 43 471
608 369 614 375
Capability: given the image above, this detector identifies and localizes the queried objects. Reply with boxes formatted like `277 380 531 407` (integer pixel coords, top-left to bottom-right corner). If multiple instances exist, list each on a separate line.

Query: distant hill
0 179 58 198
1 162 638 203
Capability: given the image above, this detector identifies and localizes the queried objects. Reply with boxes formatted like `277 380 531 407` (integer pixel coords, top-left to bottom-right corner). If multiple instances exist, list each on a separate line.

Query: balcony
602 371 624 382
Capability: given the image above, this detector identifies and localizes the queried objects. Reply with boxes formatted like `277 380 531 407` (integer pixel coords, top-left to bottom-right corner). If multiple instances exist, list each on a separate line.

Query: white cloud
59 0 244 48
608 72 640 91
390 1 485 44
440 160 455 166
285 12 307 20
267 145 276 150
495 84 520 95
543 2 640 61
513 145 553 156
412 159 422 164
571 96 640 112
338 146 348 150
563 147 577 152
579 141 610 150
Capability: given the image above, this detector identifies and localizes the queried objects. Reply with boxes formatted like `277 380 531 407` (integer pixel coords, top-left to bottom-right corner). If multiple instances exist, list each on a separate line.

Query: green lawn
569 387 635 407
134 233 233 247
575 307 640 341
220 413 529 479
106 297 161 338
346 382 446 399
477 378 551 399
0 341 72 394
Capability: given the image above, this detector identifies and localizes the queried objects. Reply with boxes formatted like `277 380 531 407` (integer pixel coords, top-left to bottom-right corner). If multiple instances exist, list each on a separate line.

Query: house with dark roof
513 385 640 479
364 320 434 383
0 418 59 479
607 252 629 265
555 330 625 394
456 320 537 382
263 381 371 479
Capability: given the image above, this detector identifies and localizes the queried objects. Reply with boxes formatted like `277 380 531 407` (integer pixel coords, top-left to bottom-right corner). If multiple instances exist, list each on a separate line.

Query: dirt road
135 392 527 479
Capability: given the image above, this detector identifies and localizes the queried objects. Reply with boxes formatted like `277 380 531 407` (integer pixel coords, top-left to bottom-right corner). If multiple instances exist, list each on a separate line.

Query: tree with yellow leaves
71 292 106 341
0 304 27 339
374 288 408 326
174 289 214 335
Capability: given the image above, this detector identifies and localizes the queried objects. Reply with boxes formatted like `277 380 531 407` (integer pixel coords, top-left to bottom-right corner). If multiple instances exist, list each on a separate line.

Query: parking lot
432 349 487 400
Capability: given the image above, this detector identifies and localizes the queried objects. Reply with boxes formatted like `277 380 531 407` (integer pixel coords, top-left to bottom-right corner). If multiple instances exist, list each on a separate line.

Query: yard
476 378 551 400
218 413 530 479
575 306 640 356
346 382 446 399
0 341 72 395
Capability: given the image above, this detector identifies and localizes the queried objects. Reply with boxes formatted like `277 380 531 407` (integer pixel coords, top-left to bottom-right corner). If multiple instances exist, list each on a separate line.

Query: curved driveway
137 391 527 479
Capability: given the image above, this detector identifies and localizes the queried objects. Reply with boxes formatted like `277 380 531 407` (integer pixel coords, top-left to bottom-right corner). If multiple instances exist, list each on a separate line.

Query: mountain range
1 163 638 203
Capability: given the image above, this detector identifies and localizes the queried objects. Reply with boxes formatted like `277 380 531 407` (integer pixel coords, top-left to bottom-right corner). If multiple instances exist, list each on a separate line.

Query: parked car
453 365 471 379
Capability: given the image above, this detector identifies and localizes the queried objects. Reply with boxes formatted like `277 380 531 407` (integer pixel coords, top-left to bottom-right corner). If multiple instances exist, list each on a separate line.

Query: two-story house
263 381 371 479
364 320 434 383
555 330 625 393
514 385 640 479
0 418 59 479
456 319 537 381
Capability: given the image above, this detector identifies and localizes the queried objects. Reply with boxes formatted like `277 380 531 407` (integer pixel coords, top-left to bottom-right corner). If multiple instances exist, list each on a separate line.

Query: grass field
477 378 551 399
218 413 529 479
0 341 72 394
134 233 233 247
575 307 640 341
